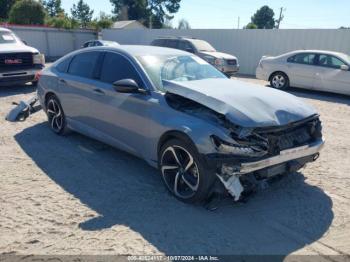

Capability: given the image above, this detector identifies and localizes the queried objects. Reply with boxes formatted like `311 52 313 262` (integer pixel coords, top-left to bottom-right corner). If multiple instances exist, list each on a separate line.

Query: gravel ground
0 76 349 259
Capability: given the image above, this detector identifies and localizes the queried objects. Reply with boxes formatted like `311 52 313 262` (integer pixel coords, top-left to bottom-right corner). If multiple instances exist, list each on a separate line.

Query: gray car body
37 45 318 169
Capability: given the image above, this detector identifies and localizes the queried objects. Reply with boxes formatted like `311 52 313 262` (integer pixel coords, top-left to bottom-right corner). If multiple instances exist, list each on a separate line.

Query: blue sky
61 0 349 29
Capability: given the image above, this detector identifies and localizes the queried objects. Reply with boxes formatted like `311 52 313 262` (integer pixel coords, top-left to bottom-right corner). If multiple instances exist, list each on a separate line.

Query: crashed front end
165 93 324 201
207 115 324 200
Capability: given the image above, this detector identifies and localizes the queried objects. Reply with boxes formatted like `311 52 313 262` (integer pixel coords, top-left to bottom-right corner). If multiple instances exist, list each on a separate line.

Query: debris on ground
5 95 42 122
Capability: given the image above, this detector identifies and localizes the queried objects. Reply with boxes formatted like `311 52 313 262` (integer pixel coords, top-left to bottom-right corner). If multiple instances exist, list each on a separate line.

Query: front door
314 54 350 95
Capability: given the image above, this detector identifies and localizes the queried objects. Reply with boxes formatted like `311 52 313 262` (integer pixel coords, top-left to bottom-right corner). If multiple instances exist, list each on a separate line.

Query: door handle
59 78 67 84
93 88 105 95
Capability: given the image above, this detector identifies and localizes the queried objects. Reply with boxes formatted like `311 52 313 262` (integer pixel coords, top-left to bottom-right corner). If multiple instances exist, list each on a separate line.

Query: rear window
68 52 100 78
0 32 17 44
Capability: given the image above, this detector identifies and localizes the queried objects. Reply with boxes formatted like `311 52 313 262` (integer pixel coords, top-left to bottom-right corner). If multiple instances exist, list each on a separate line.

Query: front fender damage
165 92 324 202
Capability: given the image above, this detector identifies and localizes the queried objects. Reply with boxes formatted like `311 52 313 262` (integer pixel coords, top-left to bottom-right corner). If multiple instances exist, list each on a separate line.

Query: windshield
190 39 216 52
0 32 17 44
137 55 226 90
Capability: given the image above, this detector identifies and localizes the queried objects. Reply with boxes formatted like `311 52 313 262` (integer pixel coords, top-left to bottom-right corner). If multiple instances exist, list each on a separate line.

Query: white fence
102 29 350 75
6 25 97 60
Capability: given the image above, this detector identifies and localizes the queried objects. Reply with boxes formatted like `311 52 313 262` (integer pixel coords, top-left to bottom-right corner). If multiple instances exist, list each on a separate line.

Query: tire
45 95 68 135
270 72 289 90
159 138 216 204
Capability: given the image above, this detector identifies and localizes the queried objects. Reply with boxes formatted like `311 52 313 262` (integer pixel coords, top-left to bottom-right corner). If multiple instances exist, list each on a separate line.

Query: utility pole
276 7 286 29
237 16 240 29
149 15 152 29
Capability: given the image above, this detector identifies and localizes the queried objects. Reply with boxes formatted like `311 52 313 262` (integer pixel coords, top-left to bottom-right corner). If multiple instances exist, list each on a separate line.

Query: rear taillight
34 71 42 81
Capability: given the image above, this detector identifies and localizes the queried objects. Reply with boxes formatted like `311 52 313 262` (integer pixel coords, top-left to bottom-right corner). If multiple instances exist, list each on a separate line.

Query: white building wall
102 29 350 75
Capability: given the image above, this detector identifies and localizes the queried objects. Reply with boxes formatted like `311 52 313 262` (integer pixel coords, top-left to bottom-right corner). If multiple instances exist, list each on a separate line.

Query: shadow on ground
287 88 350 105
0 83 36 98
15 123 333 257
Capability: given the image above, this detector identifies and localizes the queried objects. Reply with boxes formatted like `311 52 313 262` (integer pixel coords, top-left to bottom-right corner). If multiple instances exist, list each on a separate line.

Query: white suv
0 27 45 86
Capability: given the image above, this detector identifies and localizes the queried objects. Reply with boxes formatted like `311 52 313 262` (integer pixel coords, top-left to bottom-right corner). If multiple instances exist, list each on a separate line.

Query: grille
261 122 315 156
0 52 33 70
226 59 237 65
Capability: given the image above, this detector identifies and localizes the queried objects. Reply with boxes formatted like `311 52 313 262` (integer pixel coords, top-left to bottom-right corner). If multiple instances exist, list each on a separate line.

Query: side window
287 53 316 65
56 57 71 73
152 39 163 46
167 40 178 49
68 52 100 78
318 55 346 69
100 52 143 87
178 41 194 52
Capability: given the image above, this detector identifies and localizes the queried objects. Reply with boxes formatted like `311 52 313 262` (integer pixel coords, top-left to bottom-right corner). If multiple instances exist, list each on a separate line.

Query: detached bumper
206 139 325 175
239 139 324 175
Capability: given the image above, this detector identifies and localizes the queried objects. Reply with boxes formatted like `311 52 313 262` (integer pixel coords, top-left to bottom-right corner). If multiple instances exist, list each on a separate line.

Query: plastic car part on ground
5 95 42 122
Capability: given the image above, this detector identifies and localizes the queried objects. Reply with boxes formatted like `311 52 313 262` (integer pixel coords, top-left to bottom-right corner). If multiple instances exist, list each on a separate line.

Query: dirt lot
0 76 350 259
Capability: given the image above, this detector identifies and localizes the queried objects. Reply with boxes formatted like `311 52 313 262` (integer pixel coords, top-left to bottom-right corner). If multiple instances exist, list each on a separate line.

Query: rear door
314 54 350 95
286 53 318 89
58 51 103 127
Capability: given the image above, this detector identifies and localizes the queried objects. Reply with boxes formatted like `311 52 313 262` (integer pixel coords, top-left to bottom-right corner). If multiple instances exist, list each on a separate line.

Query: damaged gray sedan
37 46 324 203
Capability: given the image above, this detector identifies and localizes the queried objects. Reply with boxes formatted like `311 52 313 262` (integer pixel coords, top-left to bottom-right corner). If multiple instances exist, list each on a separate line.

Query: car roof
79 45 190 56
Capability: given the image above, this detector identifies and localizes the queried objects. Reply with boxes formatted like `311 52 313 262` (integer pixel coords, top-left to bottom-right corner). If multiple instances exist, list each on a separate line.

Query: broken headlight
211 135 268 157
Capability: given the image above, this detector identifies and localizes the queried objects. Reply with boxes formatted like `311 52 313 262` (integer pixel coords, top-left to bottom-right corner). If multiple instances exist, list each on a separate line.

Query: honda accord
37 45 324 203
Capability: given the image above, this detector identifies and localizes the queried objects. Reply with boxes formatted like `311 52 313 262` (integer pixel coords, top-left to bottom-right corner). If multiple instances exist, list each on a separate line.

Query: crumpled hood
200 51 237 60
163 78 317 127
0 43 39 54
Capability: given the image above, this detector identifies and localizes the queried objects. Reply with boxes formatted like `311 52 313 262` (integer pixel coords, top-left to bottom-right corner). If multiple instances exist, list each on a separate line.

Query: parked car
151 37 239 76
37 45 324 203
82 40 120 48
256 50 350 95
0 27 45 86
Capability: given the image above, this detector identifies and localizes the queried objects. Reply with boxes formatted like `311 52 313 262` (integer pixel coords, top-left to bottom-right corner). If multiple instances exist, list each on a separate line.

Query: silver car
37 46 324 203
256 50 350 95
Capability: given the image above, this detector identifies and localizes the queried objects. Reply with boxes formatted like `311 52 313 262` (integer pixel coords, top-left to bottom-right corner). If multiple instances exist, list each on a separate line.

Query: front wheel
159 138 215 204
270 72 289 90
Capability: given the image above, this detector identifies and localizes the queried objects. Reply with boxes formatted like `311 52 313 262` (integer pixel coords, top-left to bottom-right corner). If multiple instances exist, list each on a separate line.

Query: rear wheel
45 95 67 135
159 138 215 203
270 72 289 90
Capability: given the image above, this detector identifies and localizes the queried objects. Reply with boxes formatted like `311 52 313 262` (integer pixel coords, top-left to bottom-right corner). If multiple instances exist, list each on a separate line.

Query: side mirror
185 47 195 54
21 40 28 45
113 79 146 94
340 64 349 71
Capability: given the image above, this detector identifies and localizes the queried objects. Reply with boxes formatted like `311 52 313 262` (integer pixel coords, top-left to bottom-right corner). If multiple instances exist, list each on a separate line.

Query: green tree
244 22 257 29
9 0 46 25
90 12 114 30
110 0 181 28
42 0 63 17
178 18 190 29
0 0 18 20
251 5 275 29
71 0 93 28
46 13 73 29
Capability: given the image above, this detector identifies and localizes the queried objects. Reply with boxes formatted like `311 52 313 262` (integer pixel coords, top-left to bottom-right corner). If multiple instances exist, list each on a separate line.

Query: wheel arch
44 91 57 106
268 71 289 82
157 130 196 161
